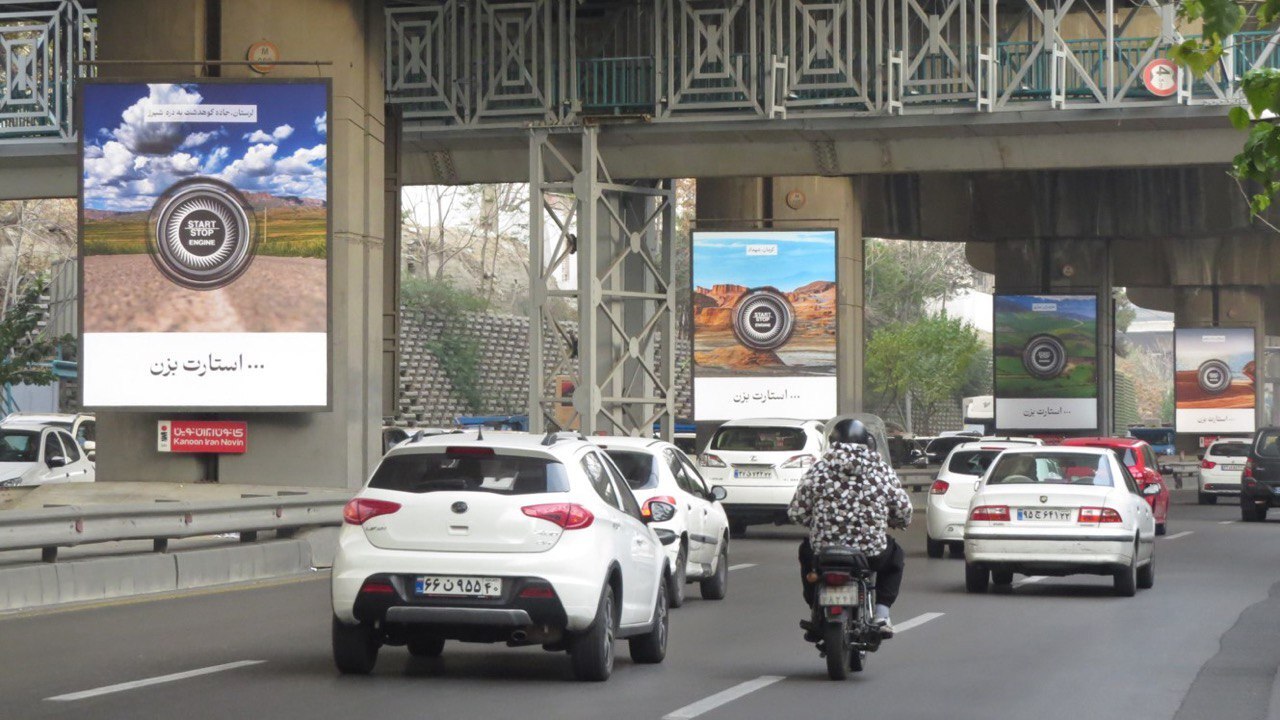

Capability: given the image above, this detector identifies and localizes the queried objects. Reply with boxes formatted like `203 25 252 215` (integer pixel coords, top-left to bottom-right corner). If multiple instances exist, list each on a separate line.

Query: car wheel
992 570 1014 586
332 616 379 675
729 519 748 539
1198 493 1216 505
406 635 444 658
964 564 989 593
700 541 729 600
629 578 669 664
1137 554 1155 590
570 585 616 682
1242 501 1262 522
926 536 944 559
1114 543 1138 597
1261 505 1270 522
1155 523 1167 537
668 542 687 609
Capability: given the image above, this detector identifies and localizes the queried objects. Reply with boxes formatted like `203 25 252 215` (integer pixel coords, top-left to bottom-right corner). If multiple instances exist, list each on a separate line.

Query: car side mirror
82 440 96 452
1142 483 1161 497
47 455 68 469
87 451 96 462
641 500 675 524
710 485 727 502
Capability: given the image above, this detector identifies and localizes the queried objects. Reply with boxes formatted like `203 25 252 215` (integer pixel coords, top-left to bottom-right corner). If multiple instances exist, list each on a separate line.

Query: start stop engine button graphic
149 178 255 290
1197 359 1233 395
1022 333 1068 380
732 289 796 352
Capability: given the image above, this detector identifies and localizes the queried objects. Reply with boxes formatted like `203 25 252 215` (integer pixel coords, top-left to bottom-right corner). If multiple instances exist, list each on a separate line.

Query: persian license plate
1016 508 1073 522
818 586 858 606
734 469 773 479
414 576 502 598
1223 465 1245 472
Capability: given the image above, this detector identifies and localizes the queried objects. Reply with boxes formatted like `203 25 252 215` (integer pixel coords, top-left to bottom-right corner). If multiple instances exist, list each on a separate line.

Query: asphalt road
3 492 1278 720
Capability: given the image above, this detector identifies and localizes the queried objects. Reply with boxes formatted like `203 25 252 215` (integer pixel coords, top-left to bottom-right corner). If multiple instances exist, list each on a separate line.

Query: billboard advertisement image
994 294 1098 430
80 80 330 409
692 229 837 421
1175 328 1256 433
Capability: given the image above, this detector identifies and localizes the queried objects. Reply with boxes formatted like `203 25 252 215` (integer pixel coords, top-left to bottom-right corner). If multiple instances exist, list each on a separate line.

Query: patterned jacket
787 442 913 556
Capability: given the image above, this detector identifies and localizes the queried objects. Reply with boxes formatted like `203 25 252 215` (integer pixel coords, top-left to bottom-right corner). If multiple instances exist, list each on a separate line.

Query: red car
1060 437 1170 535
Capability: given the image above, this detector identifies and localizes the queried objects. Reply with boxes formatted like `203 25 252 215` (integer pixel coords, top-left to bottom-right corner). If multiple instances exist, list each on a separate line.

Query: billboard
79 80 330 410
994 294 1099 430
1175 327 1256 434
692 229 837 421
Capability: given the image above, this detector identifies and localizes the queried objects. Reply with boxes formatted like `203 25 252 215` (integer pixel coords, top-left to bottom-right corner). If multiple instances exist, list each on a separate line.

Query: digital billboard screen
994 294 1099 431
1175 327 1255 434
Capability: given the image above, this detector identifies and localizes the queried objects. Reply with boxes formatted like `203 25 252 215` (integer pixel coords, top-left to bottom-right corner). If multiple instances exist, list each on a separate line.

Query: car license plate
734 469 773 479
1016 508 1073 522
818 586 858 606
1224 465 1244 472
414 576 502 598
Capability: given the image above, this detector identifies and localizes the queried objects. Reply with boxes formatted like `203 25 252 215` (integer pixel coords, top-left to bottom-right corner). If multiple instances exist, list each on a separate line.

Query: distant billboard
79 80 330 410
692 229 837 421
1175 328 1256 434
994 294 1099 431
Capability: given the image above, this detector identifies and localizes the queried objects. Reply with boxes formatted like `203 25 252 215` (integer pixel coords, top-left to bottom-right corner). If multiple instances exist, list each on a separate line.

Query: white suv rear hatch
704 424 817 481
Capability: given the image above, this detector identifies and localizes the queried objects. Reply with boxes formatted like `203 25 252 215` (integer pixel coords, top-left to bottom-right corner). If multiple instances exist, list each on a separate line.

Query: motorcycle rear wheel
823 621 851 680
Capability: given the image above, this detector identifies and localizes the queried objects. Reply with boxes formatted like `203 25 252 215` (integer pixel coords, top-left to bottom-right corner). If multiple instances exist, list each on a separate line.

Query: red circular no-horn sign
1144 58 1178 97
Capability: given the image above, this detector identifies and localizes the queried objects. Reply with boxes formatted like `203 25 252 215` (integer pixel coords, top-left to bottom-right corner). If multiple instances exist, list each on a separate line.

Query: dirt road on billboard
83 255 326 333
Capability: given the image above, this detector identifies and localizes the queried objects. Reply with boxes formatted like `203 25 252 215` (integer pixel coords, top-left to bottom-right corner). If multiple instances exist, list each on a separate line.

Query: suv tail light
930 480 950 495
641 496 678 522
1244 459 1254 479
1201 459 1217 470
343 498 402 525
699 453 727 468
780 454 816 469
1077 507 1123 523
970 505 1010 522
522 503 594 530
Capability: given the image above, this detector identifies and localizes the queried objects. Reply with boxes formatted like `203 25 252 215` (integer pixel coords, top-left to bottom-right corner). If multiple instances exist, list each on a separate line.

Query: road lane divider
893 612 944 633
663 676 785 720
46 660 265 701
1162 531 1195 541
728 563 757 572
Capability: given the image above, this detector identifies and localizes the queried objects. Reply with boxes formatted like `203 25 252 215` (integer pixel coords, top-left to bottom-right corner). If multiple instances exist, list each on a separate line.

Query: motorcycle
805 545 882 680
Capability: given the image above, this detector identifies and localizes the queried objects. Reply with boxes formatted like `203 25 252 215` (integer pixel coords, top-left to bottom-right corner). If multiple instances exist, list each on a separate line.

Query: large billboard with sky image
80 80 329 409
994 294 1098 430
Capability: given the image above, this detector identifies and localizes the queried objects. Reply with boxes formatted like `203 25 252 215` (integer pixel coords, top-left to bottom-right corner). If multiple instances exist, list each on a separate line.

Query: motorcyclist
788 418 912 638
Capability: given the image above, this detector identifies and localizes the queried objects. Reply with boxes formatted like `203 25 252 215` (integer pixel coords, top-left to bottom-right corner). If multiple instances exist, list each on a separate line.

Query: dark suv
1240 428 1280 521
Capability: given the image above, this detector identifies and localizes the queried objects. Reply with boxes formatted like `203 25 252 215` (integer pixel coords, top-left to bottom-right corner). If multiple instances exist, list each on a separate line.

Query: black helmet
829 418 875 450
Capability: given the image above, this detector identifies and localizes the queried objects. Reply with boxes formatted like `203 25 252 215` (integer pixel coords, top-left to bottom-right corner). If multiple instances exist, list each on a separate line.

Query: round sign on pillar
247 40 279 75
1143 58 1178 97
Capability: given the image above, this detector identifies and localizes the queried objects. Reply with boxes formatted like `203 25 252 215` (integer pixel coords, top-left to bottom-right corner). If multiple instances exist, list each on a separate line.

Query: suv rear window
369 452 570 494
1210 442 1250 458
604 450 658 490
1256 432 1280 459
947 450 1000 477
711 427 807 452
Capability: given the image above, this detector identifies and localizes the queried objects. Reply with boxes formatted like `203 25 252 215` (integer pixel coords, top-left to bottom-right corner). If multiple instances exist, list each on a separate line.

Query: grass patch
83 214 327 259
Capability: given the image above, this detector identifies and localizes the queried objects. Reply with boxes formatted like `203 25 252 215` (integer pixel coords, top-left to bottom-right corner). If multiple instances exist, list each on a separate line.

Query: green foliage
0 275 61 388
402 276 488 412
864 239 974 331
866 314 985 429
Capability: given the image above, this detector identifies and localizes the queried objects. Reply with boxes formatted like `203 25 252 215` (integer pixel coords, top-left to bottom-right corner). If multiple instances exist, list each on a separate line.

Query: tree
0 274 61 390
865 314 985 433
864 238 975 332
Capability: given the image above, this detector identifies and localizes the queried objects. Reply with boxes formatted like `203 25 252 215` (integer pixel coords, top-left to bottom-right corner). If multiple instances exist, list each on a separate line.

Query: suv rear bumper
1240 482 1280 507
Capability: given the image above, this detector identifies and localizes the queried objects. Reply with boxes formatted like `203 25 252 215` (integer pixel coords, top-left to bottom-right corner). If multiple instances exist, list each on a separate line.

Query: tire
965 564 989 593
1114 544 1138 597
926 536 945 559
1242 501 1262 522
1155 523 1167 537
332 616 379 675
1262 506 1270 522
700 541 729 600
1199 493 1217 505
823 620 851 681
406 635 444 658
729 519 748 539
1137 554 1155 590
570 585 616 682
668 542 687 608
992 570 1014 586
950 543 966 559
629 579 669 664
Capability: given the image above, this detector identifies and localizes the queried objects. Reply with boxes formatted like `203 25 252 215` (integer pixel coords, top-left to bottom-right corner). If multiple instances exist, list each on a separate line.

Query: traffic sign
1143 58 1178 97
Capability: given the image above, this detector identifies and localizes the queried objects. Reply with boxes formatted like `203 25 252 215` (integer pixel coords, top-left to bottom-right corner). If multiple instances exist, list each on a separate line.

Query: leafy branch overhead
0 275 64 389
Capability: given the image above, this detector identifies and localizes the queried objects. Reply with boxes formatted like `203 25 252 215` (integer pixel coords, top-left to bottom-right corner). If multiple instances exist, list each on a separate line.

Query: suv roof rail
541 429 588 446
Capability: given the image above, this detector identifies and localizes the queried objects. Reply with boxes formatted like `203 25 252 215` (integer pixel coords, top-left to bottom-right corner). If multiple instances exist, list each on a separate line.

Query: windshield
987 452 1114 487
711 426 807 452
604 450 658 490
946 450 1001 477
1209 442 1250 458
0 429 39 463
1256 432 1280 459
369 452 570 494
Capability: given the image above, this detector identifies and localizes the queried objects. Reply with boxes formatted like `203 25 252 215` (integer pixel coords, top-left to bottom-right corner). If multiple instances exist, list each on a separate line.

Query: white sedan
593 436 731 607
963 447 1157 597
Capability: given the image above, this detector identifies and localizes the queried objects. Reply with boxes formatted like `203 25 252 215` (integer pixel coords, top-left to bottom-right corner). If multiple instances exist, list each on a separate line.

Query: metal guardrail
0 491 348 562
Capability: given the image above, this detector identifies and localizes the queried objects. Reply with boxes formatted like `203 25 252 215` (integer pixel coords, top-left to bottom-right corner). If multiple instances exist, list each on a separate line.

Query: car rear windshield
604 450 658 490
711 426 807 452
947 450 1001 477
0 429 38 462
368 452 570 494
1210 442 1250 458
1256 432 1280 459
987 453 1114 487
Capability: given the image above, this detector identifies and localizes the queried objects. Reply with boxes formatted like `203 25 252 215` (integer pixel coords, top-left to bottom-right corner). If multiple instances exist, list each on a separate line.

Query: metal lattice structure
0 0 94 142
528 128 677 438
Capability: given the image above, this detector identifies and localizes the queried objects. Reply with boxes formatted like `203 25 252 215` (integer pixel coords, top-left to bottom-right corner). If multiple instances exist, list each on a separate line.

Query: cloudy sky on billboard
693 230 833 288
83 83 327 211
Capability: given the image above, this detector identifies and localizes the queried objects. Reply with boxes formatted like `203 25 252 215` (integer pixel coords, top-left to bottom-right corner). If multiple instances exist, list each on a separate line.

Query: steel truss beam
528 128 677 439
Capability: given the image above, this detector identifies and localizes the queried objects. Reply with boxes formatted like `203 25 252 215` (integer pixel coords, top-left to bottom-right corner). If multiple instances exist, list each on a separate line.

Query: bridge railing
0 0 95 143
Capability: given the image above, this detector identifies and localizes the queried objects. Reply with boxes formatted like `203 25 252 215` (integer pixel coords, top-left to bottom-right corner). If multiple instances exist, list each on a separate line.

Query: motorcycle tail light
822 572 852 586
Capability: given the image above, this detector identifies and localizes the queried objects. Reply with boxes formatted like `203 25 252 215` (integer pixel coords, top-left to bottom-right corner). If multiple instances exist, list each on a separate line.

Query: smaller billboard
158 420 248 454
994 294 1099 431
1175 328 1256 434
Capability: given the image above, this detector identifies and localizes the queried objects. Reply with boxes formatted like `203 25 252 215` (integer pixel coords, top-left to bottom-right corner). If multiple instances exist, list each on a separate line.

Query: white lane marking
1219 520 1236 525
728 563 757 571
46 660 265 702
1014 575 1048 587
663 676 785 720
1162 531 1195 540
893 612 944 633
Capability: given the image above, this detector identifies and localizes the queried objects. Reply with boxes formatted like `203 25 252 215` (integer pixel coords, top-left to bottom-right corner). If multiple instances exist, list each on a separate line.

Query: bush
402 277 488 412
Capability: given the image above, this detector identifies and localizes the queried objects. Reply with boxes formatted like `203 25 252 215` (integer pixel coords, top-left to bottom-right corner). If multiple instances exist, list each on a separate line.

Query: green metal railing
577 56 654 113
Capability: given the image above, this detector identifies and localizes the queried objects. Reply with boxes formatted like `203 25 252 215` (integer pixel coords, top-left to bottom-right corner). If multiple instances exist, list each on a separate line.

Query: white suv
593 437 731 607
331 432 669 681
696 418 826 536
926 439 1044 558
1198 439 1251 504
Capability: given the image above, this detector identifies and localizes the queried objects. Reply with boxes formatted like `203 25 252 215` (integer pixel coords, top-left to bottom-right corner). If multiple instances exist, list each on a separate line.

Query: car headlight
0 478 22 488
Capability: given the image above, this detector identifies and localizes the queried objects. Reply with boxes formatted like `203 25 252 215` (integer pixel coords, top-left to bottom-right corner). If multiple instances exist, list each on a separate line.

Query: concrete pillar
695 176 863 415
93 0 384 488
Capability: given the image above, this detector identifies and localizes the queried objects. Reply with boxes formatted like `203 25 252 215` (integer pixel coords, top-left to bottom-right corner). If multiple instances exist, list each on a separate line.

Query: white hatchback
0 424 95 487
925 439 1042 558
964 447 1157 597
697 418 826 535
593 437 731 607
1198 439 1251 504
331 432 669 681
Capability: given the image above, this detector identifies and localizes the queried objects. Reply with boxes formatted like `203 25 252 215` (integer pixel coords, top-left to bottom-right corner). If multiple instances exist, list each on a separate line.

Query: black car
1240 428 1280 521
